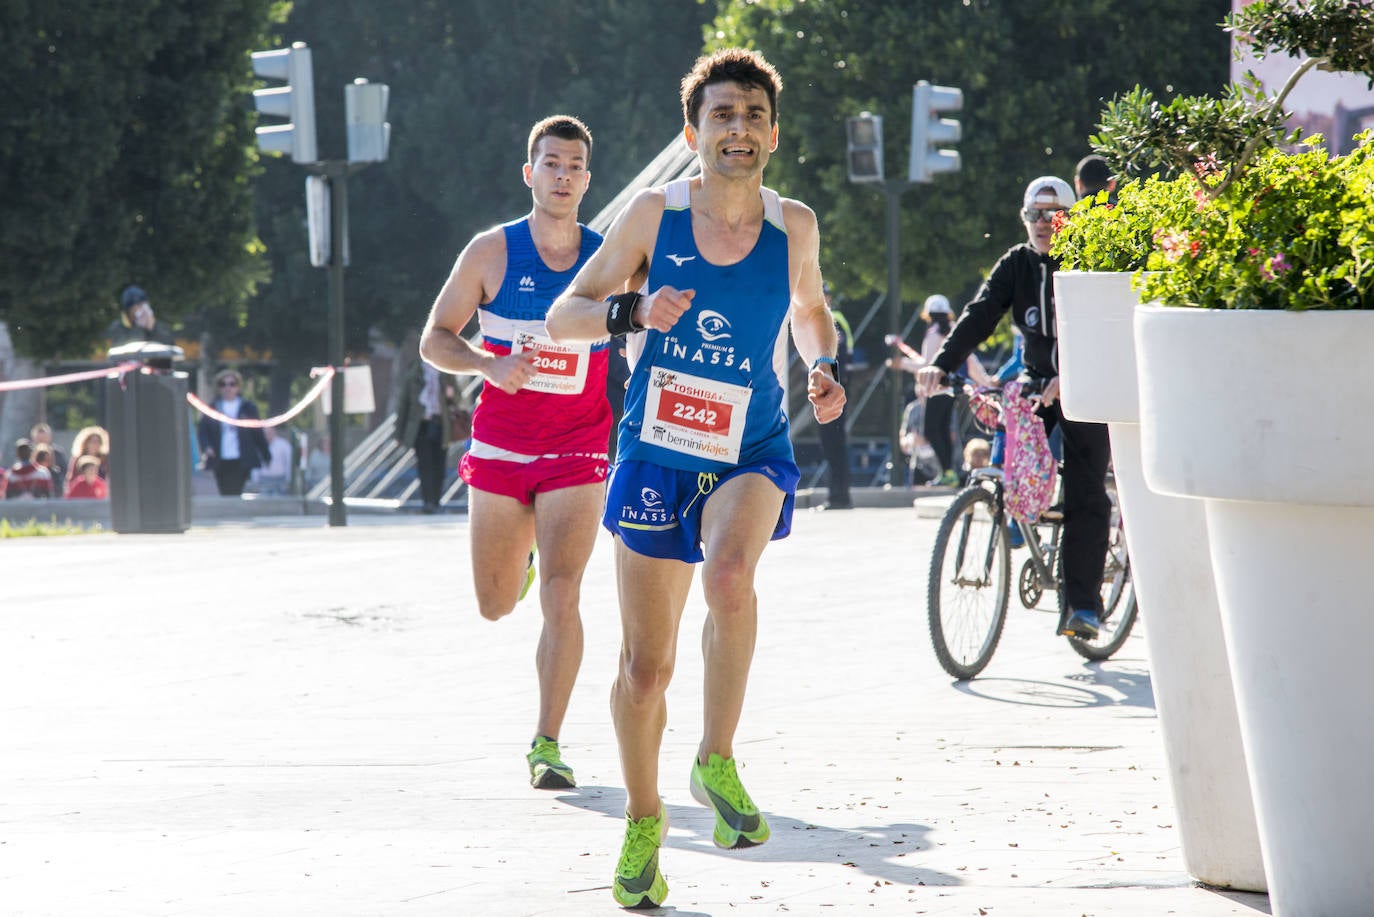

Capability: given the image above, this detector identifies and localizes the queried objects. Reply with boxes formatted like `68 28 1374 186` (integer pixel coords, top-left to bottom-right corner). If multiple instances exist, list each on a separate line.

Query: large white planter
1136 305 1374 915
1055 272 1265 891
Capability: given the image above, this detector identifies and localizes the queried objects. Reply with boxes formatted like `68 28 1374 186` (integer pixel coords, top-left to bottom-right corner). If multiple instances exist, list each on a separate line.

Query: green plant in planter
1139 134 1373 310
1050 175 1195 272
1053 0 1374 308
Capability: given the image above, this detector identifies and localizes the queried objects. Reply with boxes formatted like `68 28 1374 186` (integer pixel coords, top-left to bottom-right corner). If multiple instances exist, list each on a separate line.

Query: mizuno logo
666 253 696 267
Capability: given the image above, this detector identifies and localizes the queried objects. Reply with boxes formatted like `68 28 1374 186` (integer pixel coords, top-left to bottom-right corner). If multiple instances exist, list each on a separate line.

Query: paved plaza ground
1 506 1271 916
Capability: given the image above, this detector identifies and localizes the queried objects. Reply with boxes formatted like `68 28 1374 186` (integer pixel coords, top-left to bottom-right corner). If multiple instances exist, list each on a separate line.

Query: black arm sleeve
932 248 1019 375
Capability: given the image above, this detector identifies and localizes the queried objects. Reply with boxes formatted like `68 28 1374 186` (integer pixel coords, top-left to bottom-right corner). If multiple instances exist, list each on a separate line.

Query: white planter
1136 305 1374 915
1055 272 1265 891
1055 272 1142 424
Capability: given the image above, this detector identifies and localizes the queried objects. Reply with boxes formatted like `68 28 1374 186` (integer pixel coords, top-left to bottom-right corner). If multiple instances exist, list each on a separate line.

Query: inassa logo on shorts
620 485 674 526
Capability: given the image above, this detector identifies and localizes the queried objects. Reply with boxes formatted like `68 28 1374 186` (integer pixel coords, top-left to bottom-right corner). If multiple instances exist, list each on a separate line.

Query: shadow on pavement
1066 661 1156 712
1206 888 1272 914
555 785 957 894
954 676 1126 708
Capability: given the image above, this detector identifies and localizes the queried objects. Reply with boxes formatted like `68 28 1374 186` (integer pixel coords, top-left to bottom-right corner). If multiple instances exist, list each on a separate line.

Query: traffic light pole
326 161 349 527
310 159 366 527
847 82 961 487
252 42 390 528
881 178 915 484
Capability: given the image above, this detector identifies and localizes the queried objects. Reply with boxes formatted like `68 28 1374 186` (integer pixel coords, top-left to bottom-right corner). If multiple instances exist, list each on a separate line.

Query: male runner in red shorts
419 115 608 789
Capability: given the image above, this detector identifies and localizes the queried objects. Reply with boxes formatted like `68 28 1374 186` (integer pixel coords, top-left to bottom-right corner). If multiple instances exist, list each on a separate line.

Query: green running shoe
689 752 770 849
526 735 575 789
613 805 669 909
518 547 537 602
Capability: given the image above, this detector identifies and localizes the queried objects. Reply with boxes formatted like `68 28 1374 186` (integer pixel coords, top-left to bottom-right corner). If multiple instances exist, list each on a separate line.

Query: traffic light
251 41 317 164
345 78 391 163
909 81 962 183
846 112 884 183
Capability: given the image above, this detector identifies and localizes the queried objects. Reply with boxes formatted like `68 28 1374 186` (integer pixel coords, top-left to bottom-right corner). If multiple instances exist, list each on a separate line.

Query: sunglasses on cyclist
1022 207 1067 224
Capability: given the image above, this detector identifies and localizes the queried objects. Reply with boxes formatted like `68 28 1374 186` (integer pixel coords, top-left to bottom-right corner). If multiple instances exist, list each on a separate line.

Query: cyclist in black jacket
917 176 1111 639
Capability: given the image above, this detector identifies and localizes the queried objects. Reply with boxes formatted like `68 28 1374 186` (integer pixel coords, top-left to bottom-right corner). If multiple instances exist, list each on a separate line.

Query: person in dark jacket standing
917 176 1112 640
395 356 458 513
107 285 175 348
197 369 269 496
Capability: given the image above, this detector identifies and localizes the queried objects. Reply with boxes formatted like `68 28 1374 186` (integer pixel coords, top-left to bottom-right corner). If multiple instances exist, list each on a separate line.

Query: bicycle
926 378 1137 680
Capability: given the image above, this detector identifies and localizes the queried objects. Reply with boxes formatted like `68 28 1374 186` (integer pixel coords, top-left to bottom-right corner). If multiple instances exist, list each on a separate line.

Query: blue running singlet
617 180 792 473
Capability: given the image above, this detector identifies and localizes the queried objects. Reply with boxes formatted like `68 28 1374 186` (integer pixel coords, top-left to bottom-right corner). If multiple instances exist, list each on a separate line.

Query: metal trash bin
106 342 192 534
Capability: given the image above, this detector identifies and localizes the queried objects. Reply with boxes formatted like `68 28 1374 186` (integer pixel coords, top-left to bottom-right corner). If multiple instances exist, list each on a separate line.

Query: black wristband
605 292 645 337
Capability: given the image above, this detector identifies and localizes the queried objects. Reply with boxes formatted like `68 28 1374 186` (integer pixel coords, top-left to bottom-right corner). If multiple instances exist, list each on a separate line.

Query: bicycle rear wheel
928 485 1011 679
1068 517 1138 661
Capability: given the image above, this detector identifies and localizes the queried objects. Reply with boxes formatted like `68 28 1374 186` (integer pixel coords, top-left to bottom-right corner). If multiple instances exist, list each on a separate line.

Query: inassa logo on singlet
696 310 731 341
656 309 751 372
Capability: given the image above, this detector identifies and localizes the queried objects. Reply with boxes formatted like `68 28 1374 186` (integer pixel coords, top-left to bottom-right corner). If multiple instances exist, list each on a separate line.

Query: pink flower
1155 229 1189 263
1193 153 1222 177
1260 253 1292 282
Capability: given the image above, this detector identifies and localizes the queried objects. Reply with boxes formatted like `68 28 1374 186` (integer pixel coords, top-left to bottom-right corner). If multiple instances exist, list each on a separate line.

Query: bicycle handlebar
942 371 1050 398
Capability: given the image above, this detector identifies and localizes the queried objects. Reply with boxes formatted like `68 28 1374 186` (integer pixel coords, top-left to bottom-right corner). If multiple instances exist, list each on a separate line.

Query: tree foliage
704 0 1231 324
243 0 717 380
0 0 284 359
1 0 1234 378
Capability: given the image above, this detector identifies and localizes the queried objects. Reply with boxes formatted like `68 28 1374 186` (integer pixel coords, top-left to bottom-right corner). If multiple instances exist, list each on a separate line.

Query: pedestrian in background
1074 153 1117 204
197 369 268 496
395 356 457 513
107 285 175 348
65 455 108 499
29 423 68 483
6 439 53 499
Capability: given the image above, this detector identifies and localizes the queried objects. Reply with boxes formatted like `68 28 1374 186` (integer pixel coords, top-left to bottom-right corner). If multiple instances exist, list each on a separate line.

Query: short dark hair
1075 154 1114 195
527 115 593 166
680 48 782 128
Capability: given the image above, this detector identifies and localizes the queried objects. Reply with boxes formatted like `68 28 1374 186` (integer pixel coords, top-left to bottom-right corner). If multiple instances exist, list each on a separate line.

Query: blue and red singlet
469 217 608 457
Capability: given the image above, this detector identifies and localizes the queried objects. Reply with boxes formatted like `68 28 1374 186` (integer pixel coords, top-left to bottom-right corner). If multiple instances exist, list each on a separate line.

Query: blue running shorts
601 458 800 563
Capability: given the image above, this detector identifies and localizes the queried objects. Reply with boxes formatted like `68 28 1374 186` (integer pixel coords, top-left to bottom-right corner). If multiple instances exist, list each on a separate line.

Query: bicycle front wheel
928 485 1011 679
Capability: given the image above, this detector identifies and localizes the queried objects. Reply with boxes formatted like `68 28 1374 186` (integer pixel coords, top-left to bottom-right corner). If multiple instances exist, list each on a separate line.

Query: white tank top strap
760 186 785 234
664 179 691 209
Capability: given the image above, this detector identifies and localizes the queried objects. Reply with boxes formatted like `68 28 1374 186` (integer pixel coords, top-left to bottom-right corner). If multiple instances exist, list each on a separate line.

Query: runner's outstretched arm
782 199 845 425
547 189 692 341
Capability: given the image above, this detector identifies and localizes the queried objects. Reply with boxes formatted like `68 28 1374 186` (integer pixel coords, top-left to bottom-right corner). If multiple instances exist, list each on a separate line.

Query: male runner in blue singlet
546 49 845 909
